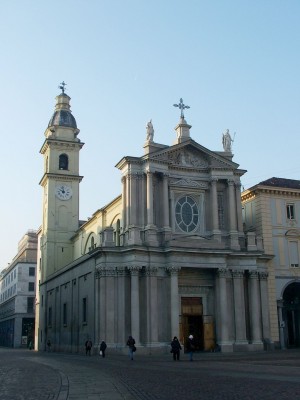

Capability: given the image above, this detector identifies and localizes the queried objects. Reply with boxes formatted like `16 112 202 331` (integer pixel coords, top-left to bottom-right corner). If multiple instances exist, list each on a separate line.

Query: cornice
40 138 84 154
39 173 83 186
242 186 300 202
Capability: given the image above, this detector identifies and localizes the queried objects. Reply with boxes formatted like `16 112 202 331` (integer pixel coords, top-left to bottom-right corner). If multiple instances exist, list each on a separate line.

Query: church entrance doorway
180 297 204 351
282 282 300 348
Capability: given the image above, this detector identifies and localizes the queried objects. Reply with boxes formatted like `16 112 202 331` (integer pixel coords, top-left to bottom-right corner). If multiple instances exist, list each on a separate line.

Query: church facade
35 90 271 353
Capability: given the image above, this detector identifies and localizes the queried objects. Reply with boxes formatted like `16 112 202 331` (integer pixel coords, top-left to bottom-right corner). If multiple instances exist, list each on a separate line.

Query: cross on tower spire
173 98 190 119
59 81 67 94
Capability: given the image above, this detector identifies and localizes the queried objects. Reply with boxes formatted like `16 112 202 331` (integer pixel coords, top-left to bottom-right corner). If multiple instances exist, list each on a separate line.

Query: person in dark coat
126 335 136 360
99 340 107 358
186 335 196 361
85 339 92 356
170 336 182 361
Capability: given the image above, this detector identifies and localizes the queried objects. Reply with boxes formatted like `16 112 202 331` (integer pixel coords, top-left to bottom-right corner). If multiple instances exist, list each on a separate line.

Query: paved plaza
0 347 300 399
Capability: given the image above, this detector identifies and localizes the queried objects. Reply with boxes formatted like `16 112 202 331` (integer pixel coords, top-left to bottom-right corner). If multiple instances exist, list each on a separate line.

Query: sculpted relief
168 149 208 168
151 148 208 169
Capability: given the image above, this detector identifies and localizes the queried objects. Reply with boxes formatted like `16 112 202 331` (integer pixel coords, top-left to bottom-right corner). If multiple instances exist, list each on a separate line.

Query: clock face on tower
55 184 73 201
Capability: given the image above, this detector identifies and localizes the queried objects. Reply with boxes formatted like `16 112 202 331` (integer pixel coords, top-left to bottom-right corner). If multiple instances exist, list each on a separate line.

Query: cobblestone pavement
1 348 300 399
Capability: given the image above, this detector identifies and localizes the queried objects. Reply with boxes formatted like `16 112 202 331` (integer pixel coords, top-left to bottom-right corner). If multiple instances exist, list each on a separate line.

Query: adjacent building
0 230 37 348
35 90 271 354
242 177 300 349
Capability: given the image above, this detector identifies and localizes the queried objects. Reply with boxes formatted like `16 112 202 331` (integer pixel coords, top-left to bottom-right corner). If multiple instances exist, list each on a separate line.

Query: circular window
175 196 199 232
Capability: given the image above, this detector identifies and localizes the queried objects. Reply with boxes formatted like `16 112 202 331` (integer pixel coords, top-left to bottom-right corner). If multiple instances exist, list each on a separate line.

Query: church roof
258 177 300 189
48 109 77 129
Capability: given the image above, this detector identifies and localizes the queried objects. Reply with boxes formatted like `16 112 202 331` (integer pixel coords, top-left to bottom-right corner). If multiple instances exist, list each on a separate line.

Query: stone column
232 270 248 346
105 268 116 345
249 270 263 347
98 267 106 342
129 266 141 345
227 179 239 249
227 179 237 232
116 267 126 347
95 270 100 347
167 266 181 338
145 267 159 345
130 174 137 226
259 272 271 341
217 268 232 351
235 183 243 233
146 171 154 227
163 173 170 228
211 178 219 230
126 174 130 228
121 176 127 231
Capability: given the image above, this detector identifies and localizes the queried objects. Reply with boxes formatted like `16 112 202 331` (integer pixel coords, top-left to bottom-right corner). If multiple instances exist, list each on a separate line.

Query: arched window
59 154 69 170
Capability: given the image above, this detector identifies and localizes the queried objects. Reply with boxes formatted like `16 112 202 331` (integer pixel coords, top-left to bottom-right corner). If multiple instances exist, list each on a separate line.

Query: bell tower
39 84 84 281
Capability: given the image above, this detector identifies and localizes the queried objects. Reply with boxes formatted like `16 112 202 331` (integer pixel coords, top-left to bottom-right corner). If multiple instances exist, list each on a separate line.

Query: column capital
121 176 126 184
210 177 218 184
227 178 235 186
116 266 126 276
144 266 158 276
249 270 259 279
96 266 117 277
217 268 230 278
128 265 142 276
231 269 244 279
259 271 268 280
166 266 181 275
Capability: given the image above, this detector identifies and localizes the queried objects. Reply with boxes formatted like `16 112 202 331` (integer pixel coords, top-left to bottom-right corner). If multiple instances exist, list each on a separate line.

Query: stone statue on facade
146 120 154 142
222 129 234 152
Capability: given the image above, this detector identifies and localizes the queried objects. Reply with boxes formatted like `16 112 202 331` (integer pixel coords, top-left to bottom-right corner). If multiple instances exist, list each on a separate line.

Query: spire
48 82 77 129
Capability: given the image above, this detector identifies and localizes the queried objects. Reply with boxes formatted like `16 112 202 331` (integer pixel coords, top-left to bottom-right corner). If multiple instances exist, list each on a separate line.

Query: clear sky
0 0 299 270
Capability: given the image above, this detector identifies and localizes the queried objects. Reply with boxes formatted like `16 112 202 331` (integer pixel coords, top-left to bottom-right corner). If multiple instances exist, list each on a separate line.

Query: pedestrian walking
47 339 51 352
99 340 107 358
170 336 182 361
85 339 93 356
126 335 136 360
186 335 196 361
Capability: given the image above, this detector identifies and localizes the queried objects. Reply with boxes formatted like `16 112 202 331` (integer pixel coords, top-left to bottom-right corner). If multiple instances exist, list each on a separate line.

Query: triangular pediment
145 139 239 170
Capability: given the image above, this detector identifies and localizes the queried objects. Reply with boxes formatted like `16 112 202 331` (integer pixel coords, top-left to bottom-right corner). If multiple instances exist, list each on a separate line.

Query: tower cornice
39 173 83 186
40 138 84 154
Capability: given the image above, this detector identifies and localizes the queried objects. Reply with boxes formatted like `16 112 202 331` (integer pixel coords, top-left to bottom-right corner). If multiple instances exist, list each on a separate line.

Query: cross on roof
59 81 67 94
173 98 190 118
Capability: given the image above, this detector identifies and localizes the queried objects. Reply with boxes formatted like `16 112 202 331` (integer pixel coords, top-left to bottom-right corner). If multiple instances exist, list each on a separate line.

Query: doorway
180 297 204 351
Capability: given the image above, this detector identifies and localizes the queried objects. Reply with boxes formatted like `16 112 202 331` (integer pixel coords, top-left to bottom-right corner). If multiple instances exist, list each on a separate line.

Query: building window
28 282 35 292
27 297 35 313
63 303 67 326
29 267 35 276
289 241 299 268
175 196 199 233
287 204 295 220
82 297 87 324
48 307 52 326
59 153 69 170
